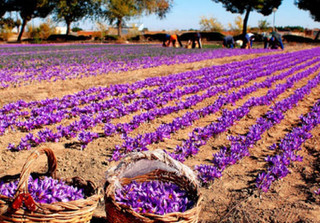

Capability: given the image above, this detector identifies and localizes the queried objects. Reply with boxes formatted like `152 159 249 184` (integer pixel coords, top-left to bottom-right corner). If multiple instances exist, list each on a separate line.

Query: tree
11 0 55 41
0 0 7 18
199 16 223 32
0 0 16 18
212 0 282 35
72 26 83 32
295 0 320 40
228 15 244 35
0 17 15 29
0 17 17 41
96 21 108 40
38 19 55 39
53 0 99 36
258 19 270 32
101 0 172 37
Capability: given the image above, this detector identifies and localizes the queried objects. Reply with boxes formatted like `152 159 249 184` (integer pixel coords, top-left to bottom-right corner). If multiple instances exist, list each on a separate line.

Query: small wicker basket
105 149 202 223
0 147 101 223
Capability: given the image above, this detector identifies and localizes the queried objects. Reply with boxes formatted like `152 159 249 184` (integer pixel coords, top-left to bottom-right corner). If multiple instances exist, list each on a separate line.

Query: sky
29 0 319 31
109 0 319 31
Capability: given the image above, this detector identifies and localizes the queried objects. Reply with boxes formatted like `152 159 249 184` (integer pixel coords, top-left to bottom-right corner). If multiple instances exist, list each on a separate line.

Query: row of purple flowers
4 49 317 152
194 64 320 194
110 49 320 162
0 44 271 88
256 98 320 193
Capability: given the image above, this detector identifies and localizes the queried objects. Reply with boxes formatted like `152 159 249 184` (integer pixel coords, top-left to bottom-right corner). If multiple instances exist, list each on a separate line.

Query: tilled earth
0 45 319 223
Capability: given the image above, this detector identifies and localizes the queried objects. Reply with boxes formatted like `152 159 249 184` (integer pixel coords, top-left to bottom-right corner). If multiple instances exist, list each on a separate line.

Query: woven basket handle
14 147 57 197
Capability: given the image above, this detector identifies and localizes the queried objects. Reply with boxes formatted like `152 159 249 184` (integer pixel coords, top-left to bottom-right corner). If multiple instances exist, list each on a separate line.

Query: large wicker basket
0 147 101 223
105 149 202 223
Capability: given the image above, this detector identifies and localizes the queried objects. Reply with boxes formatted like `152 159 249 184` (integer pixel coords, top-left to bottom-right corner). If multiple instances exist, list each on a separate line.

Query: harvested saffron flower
0 176 84 204
115 180 194 215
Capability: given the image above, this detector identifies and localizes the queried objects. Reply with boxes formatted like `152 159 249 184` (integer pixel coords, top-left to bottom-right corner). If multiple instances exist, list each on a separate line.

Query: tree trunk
66 20 71 36
17 18 27 42
117 19 122 37
242 6 252 36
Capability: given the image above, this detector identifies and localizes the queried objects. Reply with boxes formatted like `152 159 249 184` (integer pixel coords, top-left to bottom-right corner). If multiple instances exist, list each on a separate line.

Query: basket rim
105 168 203 221
0 147 102 215
106 149 200 186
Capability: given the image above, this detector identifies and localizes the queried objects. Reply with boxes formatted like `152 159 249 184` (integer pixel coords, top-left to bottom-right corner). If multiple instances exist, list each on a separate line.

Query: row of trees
211 0 319 38
0 0 173 41
199 16 247 34
1 0 319 42
199 16 307 35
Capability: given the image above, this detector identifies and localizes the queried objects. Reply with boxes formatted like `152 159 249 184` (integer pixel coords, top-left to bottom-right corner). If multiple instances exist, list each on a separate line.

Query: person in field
262 32 272 49
192 32 202 49
269 31 284 50
242 33 255 49
222 35 235 48
185 32 202 49
163 34 183 48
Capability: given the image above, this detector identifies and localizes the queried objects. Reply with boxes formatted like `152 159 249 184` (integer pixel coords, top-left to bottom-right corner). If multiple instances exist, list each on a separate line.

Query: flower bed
0 44 271 88
2 48 318 153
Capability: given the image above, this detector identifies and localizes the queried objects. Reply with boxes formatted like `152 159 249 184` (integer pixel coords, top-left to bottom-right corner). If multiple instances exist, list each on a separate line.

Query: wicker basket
105 149 202 223
0 148 101 223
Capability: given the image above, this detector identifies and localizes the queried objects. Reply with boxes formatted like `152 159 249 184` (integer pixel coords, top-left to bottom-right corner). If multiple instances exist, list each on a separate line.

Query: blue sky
29 0 319 31
124 0 319 31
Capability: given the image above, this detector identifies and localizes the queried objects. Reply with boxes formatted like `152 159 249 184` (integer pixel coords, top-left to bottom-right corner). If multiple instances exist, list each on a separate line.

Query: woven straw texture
105 149 202 223
0 148 101 223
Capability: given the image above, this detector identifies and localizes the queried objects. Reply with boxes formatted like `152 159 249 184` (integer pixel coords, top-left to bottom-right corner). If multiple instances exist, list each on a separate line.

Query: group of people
222 31 284 50
162 31 284 50
162 33 202 49
262 32 284 50
222 33 254 49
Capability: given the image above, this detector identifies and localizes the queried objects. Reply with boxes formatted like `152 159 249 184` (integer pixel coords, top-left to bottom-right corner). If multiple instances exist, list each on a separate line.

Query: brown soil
1 45 320 223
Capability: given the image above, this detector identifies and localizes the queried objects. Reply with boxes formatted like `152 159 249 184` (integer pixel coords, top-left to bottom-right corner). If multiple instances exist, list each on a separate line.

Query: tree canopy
10 0 56 41
295 0 320 22
0 0 7 18
212 0 282 35
199 16 223 32
0 17 18 29
258 19 270 32
101 0 173 37
53 0 99 35
0 0 16 18
295 0 320 40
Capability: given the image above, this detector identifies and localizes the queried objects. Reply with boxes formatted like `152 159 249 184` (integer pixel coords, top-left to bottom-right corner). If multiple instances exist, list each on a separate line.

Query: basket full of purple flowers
0 148 101 223
104 149 202 223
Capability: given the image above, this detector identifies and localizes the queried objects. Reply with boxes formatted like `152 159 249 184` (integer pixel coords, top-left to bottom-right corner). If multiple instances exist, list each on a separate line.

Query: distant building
305 28 320 38
108 23 144 35
54 27 67 34
77 31 101 37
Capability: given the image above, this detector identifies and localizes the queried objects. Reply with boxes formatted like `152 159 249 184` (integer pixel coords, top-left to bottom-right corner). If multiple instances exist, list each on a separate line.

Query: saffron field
0 44 320 222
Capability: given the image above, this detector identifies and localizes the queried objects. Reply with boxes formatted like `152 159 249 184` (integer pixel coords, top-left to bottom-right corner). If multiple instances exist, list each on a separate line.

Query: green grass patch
202 44 222 49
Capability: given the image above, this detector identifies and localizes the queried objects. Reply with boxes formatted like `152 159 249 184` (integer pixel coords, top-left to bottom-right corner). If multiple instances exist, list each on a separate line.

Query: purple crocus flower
115 180 194 215
0 176 84 204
